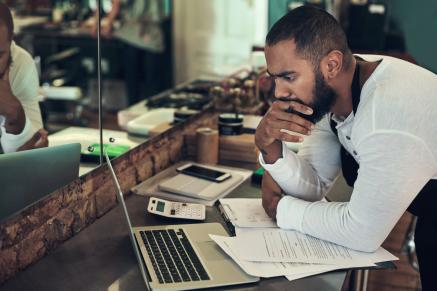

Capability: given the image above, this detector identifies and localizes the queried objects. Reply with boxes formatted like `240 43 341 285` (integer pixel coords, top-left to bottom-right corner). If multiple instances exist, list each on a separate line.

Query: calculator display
156 201 165 212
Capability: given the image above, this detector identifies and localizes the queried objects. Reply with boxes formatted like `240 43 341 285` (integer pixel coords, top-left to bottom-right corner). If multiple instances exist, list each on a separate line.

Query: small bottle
210 86 228 111
243 79 256 106
230 88 242 113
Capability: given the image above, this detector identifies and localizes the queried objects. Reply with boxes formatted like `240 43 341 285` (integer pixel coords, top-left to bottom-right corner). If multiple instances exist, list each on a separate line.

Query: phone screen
180 165 228 180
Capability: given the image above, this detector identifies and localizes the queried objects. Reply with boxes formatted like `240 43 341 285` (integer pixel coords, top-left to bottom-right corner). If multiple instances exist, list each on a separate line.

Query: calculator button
170 209 176 215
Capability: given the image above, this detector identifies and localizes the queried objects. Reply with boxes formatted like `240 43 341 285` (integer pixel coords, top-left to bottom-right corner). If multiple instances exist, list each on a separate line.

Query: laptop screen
105 152 152 291
0 143 80 222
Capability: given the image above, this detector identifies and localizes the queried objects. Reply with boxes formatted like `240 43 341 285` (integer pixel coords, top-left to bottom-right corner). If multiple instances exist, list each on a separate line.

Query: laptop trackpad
196 241 225 261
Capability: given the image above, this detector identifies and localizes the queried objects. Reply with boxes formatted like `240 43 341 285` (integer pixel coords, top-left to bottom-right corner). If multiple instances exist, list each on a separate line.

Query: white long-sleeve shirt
260 54 437 252
0 41 42 153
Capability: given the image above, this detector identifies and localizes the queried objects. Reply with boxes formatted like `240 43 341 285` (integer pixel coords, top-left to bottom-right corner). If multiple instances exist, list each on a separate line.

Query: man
0 3 47 152
255 6 437 290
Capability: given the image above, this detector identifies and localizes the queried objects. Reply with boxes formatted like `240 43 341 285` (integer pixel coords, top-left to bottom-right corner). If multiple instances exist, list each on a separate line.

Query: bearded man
255 6 437 290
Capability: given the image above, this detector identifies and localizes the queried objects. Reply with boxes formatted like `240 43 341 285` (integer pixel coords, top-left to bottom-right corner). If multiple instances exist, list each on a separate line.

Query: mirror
6 0 172 177
99 0 173 159
0 0 176 222
8 0 107 176
0 0 268 222
0 0 104 221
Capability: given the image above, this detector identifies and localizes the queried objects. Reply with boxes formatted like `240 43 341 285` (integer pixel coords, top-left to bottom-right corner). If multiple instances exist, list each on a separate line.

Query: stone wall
0 109 217 284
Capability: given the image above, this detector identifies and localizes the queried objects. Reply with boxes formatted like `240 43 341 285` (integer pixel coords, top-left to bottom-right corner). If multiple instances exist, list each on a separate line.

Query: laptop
0 143 81 221
105 152 259 291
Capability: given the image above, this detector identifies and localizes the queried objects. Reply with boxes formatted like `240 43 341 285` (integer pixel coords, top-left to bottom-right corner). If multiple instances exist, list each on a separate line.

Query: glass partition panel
100 0 173 156
0 0 104 221
9 0 109 176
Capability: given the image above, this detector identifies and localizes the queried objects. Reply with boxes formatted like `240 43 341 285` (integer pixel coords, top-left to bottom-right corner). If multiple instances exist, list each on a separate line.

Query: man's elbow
343 228 384 253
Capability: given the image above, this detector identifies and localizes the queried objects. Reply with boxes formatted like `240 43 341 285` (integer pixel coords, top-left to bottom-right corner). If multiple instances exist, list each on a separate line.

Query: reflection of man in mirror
0 3 48 153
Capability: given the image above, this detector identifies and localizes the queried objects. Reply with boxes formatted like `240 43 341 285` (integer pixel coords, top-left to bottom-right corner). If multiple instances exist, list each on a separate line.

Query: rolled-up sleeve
259 115 342 201
276 132 436 252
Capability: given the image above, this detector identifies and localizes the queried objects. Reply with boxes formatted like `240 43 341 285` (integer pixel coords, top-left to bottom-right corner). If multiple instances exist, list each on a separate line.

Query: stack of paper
214 198 398 281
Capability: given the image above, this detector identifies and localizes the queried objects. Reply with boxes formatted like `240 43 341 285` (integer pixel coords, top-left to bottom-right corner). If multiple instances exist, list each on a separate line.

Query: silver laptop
105 153 259 291
0 143 81 222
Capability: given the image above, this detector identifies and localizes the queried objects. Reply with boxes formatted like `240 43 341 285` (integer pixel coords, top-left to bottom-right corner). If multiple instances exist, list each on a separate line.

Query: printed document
225 228 398 265
209 234 349 277
209 234 392 279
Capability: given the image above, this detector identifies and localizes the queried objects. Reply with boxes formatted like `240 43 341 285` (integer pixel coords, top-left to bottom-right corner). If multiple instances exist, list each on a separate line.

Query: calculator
147 197 206 220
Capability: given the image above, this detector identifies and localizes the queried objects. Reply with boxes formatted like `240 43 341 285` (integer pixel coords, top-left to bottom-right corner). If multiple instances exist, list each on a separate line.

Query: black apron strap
329 57 361 132
414 214 437 291
351 59 361 114
329 61 361 187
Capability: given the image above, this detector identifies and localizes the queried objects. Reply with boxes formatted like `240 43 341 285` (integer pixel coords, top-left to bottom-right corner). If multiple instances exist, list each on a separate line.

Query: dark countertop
0 181 347 291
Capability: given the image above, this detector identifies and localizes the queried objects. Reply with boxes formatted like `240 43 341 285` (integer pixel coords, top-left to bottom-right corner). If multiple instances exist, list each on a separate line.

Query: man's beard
307 69 337 123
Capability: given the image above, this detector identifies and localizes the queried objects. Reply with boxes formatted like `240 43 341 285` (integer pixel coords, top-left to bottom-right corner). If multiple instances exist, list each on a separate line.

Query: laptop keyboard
140 229 210 284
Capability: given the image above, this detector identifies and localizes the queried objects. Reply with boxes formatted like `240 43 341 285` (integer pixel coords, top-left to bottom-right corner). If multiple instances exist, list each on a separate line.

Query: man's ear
320 50 343 80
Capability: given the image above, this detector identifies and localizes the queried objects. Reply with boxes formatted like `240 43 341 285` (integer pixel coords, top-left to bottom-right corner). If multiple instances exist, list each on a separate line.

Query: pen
217 202 236 236
223 203 236 220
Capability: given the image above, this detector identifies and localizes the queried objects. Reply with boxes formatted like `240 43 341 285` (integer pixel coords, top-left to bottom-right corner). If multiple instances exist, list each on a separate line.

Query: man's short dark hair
0 3 14 41
266 5 352 70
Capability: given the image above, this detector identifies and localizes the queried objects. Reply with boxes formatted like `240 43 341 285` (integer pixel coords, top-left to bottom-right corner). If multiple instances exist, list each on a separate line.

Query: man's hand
89 0 120 38
101 20 114 38
17 129 49 151
89 17 113 38
262 171 284 219
0 67 26 134
255 100 314 164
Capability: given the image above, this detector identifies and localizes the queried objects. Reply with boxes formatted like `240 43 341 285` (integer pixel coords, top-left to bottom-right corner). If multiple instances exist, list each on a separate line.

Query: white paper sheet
219 198 277 228
210 235 379 278
225 228 398 265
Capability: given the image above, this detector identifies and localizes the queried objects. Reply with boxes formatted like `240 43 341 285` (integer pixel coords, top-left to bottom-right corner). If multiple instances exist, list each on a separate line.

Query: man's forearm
260 140 283 164
105 0 121 22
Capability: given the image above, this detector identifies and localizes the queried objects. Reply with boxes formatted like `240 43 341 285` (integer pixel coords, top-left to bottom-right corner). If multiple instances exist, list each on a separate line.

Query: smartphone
176 164 231 182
